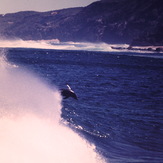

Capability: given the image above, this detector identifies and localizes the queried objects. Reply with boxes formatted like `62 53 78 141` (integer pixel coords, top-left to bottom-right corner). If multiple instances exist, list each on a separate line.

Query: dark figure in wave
61 85 78 100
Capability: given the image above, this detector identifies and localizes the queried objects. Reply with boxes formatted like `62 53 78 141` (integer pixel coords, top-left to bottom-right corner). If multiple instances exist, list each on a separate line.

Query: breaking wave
0 39 162 54
1 38 163 56
0 49 105 163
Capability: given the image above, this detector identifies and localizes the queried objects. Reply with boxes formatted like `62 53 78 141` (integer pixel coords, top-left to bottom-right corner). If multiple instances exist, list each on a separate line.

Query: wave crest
0 50 106 163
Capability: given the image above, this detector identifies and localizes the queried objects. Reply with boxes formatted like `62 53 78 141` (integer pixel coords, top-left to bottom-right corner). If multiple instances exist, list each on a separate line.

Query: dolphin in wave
60 85 78 100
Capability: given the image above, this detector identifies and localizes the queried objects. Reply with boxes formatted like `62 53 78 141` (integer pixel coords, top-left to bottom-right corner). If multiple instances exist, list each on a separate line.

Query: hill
0 0 162 46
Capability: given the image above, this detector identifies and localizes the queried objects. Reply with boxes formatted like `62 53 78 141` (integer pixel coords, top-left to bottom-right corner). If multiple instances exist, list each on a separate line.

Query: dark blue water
5 48 163 163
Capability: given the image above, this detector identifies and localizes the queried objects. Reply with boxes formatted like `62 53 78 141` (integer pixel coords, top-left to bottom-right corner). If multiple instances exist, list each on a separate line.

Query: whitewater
0 50 105 163
0 39 162 54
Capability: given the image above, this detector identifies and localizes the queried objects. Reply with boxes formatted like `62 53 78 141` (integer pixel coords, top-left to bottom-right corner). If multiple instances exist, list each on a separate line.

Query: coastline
111 45 163 53
0 39 163 54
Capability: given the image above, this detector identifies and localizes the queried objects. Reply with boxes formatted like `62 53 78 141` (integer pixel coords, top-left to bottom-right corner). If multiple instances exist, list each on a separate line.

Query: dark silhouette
61 85 78 100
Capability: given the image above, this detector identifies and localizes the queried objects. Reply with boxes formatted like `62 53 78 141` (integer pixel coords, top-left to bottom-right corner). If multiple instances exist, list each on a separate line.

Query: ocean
0 47 163 163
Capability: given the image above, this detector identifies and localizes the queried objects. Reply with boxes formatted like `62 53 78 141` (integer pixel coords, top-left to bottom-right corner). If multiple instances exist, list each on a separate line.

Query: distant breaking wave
0 50 105 163
0 39 162 54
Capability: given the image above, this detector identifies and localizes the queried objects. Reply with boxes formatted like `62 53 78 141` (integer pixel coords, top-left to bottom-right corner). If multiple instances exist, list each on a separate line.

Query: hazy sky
0 0 98 14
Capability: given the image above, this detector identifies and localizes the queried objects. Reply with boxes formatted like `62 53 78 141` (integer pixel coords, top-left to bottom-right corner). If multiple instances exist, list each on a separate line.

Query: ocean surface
0 48 163 163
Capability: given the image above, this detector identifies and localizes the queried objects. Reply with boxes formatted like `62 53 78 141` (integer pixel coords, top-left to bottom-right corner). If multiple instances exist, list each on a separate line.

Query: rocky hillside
0 0 163 46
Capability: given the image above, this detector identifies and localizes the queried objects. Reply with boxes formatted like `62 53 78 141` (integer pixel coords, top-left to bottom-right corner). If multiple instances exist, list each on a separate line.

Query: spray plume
0 49 105 163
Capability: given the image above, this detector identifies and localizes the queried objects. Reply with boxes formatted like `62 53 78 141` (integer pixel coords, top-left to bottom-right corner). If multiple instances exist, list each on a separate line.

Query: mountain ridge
0 0 162 46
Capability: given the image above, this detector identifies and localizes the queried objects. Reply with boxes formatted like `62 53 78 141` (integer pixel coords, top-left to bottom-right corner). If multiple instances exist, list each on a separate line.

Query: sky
0 0 97 14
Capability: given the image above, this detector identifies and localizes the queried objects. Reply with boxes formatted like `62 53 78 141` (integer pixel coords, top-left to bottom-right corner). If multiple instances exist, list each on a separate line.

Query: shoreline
111 45 163 53
0 39 162 53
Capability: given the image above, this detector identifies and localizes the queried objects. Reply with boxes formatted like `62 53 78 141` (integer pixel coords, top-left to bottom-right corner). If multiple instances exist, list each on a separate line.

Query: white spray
0 50 105 163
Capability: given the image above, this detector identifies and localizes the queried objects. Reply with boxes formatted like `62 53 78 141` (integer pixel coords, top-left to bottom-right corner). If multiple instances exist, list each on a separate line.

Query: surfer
60 85 78 100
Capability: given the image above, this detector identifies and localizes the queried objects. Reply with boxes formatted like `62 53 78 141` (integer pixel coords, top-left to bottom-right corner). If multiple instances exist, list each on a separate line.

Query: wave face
0 50 105 163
